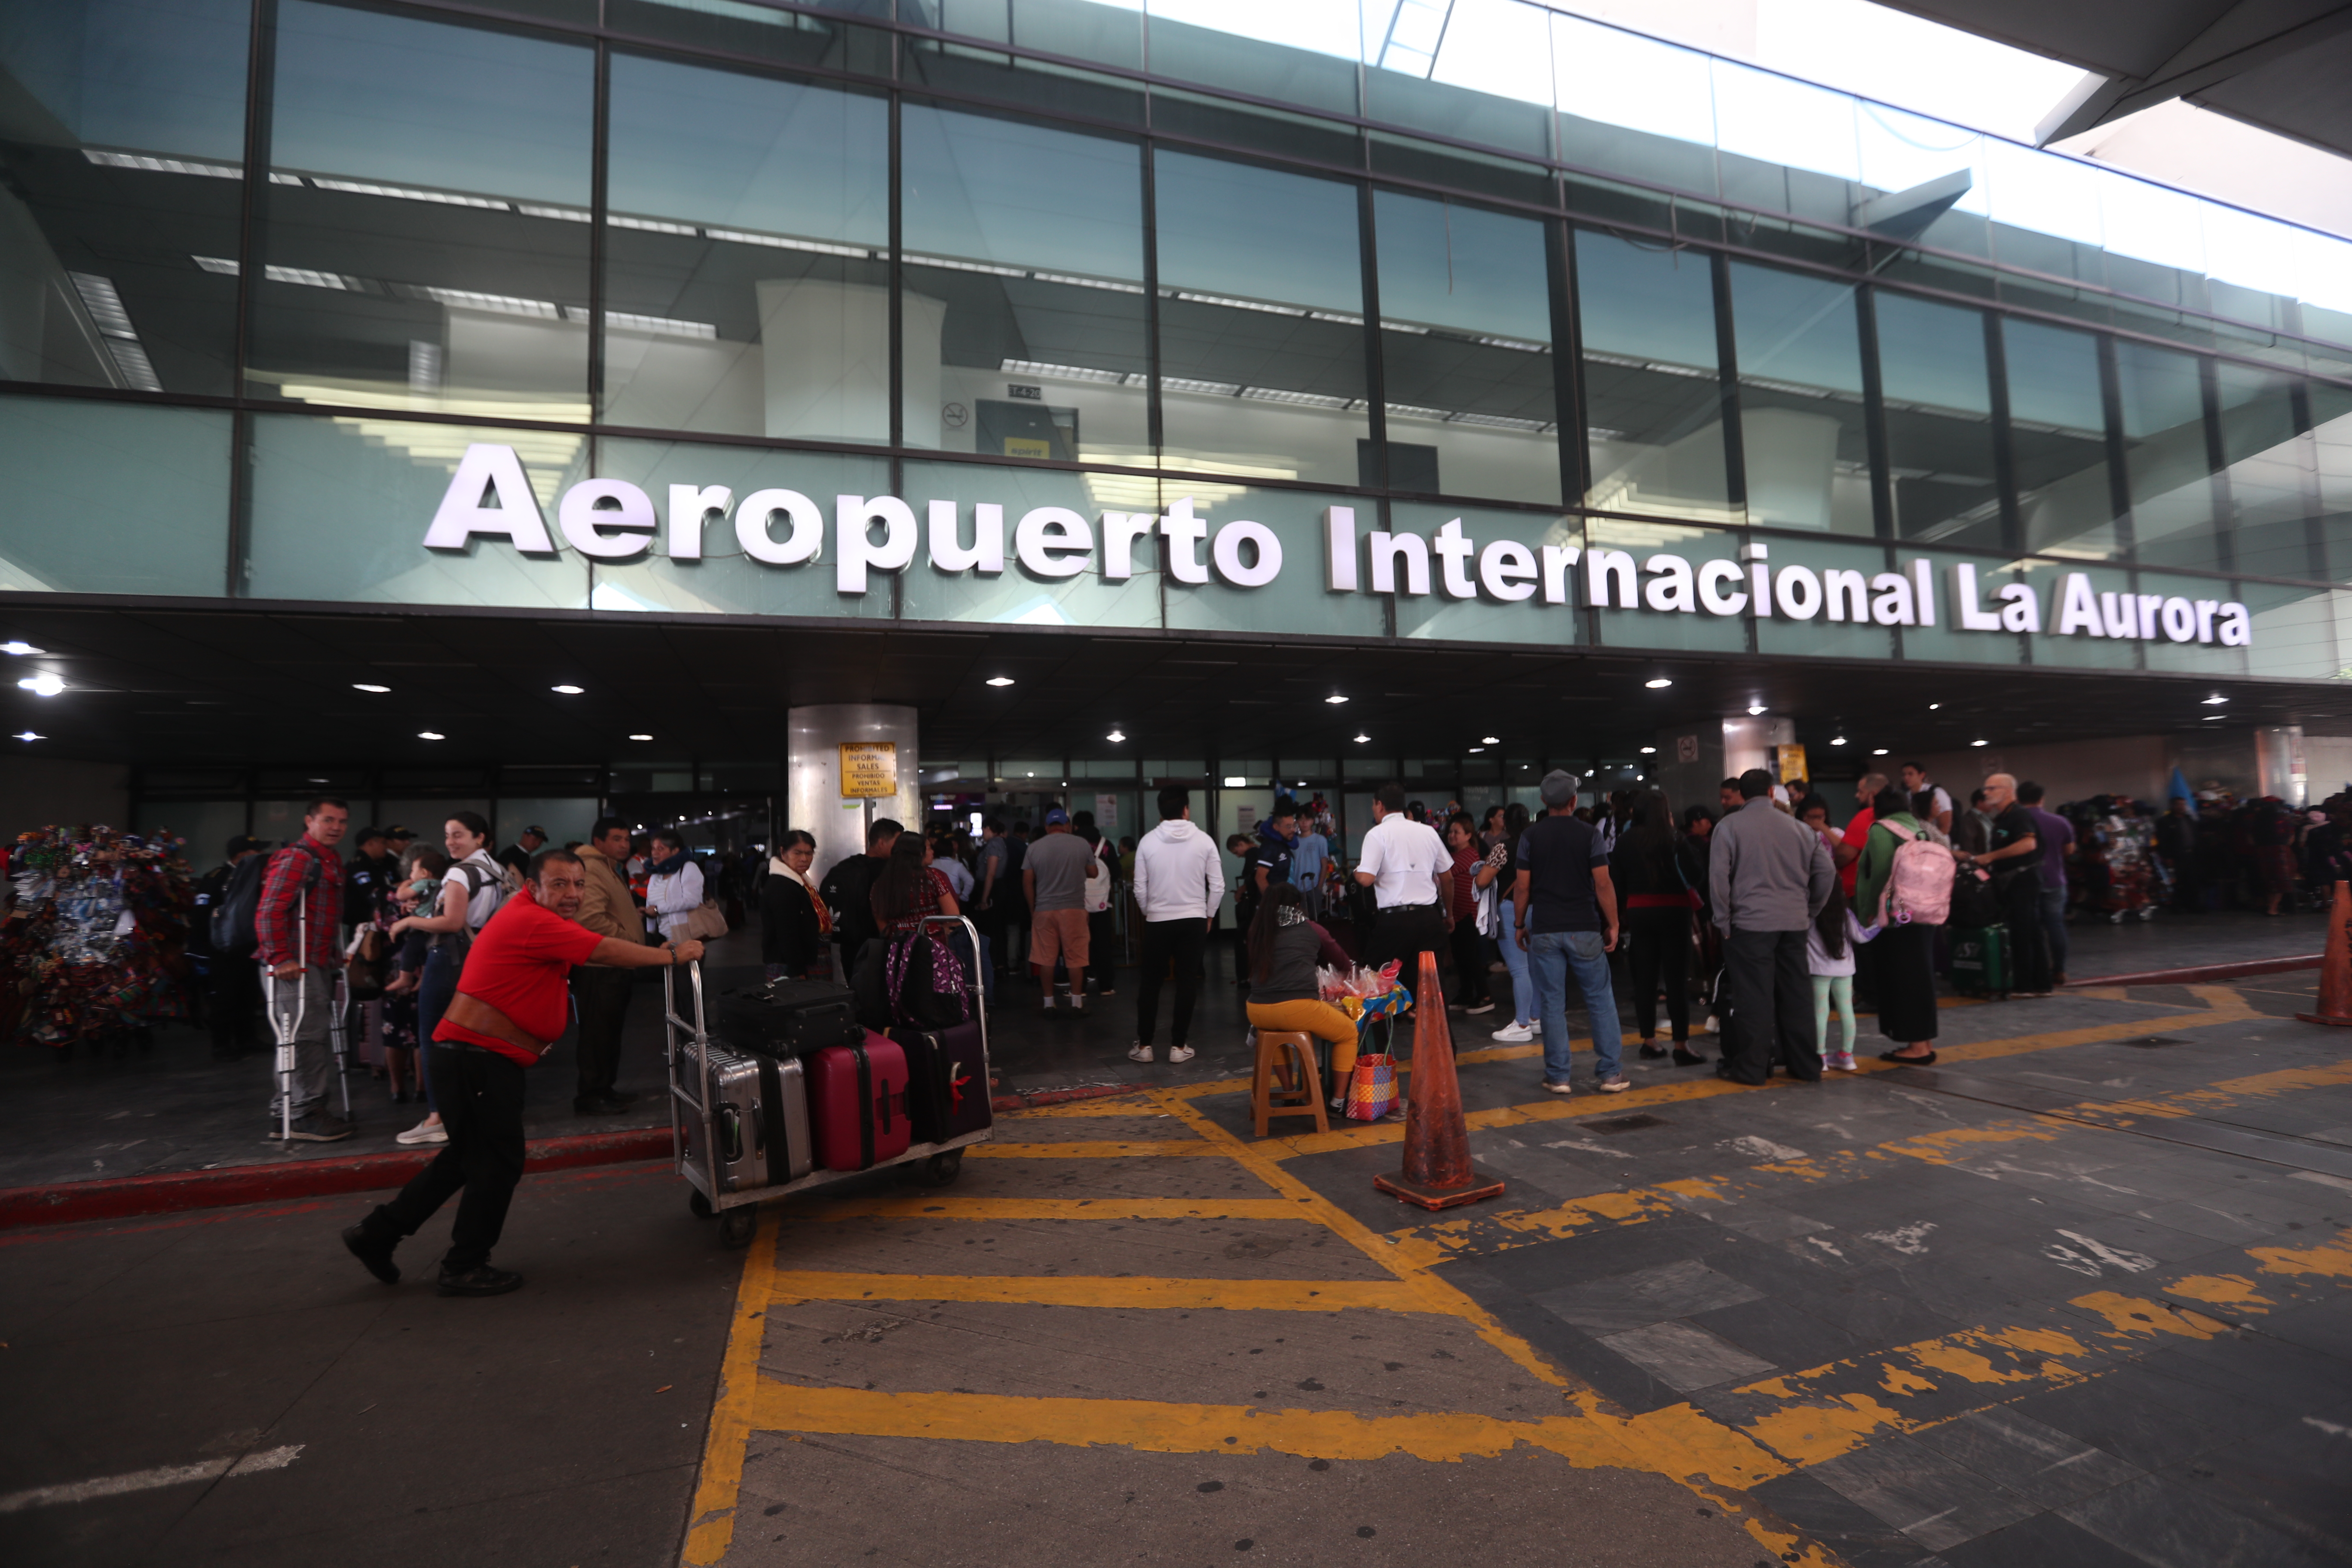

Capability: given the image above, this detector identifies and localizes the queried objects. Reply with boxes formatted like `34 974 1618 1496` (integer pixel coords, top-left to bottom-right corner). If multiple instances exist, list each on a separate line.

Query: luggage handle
915 912 989 1075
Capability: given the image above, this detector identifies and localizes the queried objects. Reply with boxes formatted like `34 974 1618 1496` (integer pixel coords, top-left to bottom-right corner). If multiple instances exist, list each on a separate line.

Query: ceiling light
551 683 584 695
1970 739 1987 747
986 676 1015 687
1 641 41 656
352 682 390 693
17 673 64 696
13 731 41 741
1928 702 1941 710
1467 746 1485 753
1106 729 1126 742
1645 677 1672 689
628 733 653 741
1638 746 1656 755
2202 695 2227 705
1746 704 1765 716
418 730 445 740
1222 775 1247 787
1481 735 1499 745
1324 694 1348 704
1353 733 1369 743
1872 748 1889 756
1831 736 1847 746
2202 714 2225 721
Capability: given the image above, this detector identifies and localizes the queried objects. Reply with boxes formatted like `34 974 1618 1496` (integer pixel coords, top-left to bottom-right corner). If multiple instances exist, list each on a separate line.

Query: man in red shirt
342 849 705 1297
1835 772 1884 1005
256 797 352 1142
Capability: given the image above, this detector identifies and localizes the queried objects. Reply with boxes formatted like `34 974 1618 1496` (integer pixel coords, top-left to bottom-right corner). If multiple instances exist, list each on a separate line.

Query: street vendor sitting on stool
1243 883 1363 1112
340 848 704 1297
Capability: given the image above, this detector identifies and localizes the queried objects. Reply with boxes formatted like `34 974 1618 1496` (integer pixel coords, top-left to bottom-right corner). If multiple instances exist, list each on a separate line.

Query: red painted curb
2064 954 2322 989
0 1126 671 1232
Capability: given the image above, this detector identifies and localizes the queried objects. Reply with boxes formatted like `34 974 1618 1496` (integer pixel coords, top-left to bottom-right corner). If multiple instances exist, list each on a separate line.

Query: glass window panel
1550 14 1717 193
2243 581 2343 682
603 54 888 443
1728 261 1871 534
244 413 589 606
1575 233 1733 522
2013 557 2135 670
0 0 249 394
1899 548 2022 666
2001 318 2118 560
0 393 229 594
1147 84 1360 166
1146 0 1359 116
1154 151 1369 489
249 3 594 420
1368 0 1551 158
2210 362 2319 582
2315 383 2352 582
1874 292 1999 547
901 37 1147 124
607 0 892 73
1709 59 1859 186
586 439 890 620
1753 533 1894 662
903 104 1148 462
1161 480 1384 637
896 458 1161 628
924 0 1143 70
1366 133 1553 207
1585 516 1745 652
1373 192 1557 503
2139 567 2247 678
2115 339 2222 572
1387 502 1581 644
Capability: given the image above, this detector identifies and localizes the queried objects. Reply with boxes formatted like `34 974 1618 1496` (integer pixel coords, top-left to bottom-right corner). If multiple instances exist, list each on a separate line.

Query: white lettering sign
422 444 2254 647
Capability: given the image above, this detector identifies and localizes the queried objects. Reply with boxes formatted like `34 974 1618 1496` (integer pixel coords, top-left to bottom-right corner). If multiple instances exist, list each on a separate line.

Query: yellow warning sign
839 742 899 800
1774 743 1809 786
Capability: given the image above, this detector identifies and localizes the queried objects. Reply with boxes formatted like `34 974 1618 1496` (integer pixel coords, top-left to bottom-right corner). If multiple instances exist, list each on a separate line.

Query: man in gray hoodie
1128 787 1226 1065
1710 768 1836 1085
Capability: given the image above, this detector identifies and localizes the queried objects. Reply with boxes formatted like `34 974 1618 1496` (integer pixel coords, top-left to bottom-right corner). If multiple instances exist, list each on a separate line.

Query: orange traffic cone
1374 950 1506 1211
2297 880 2352 1026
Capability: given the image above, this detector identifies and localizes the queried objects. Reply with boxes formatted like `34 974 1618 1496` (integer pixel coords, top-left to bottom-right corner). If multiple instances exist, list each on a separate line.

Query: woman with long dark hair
1608 789 1706 1066
1442 814 1492 1014
1246 882 1365 1112
760 830 829 981
1856 784 1941 1063
872 830 959 931
1476 802 1537 1042
384 810 504 1147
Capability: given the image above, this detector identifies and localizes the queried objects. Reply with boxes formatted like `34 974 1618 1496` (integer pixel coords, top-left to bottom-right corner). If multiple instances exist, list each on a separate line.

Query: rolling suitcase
806 1029 912 1172
890 1021 993 1145
714 976 864 1059
681 1037 814 1193
1950 925 2010 999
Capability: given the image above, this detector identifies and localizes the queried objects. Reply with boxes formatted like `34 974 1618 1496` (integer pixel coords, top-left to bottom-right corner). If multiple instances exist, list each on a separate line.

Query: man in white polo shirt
1354 781 1452 980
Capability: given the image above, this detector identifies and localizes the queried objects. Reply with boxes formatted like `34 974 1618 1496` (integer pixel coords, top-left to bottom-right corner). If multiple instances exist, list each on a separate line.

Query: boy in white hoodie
1128 786 1227 1064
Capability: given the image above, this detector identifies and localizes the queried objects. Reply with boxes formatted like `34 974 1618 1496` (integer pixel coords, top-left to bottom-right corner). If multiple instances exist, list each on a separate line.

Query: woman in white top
643 830 705 939
383 810 506 1145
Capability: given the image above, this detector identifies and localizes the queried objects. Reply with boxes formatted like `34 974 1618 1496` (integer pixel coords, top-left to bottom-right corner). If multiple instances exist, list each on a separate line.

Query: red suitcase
806 1029 911 1172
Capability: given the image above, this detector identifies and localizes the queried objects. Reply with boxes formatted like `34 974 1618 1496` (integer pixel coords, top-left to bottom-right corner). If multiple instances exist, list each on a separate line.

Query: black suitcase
714 977 864 1059
889 1021 993 1145
680 1035 814 1194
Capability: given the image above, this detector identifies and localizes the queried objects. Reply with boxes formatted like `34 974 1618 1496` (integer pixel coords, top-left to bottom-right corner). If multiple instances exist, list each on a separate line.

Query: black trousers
1135 919 1207 1049
370 1046 527 1273
1447 918 1489 1008
1365 905 1449 990
1086 908 1118 994
1720 928 1820 1084
572 965 633 1104
1624 908 1692 1042
2003 870 2054 994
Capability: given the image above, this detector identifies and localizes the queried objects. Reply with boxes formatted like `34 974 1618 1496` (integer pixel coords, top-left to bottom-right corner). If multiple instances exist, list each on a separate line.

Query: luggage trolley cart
667 914 995 1249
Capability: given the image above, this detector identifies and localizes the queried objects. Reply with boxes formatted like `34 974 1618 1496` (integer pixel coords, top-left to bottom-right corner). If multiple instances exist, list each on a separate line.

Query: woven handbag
1345 1052 1398 1121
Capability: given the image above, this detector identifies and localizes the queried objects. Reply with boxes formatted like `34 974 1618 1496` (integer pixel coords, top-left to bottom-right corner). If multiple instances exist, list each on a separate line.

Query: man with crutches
256 797 357 1143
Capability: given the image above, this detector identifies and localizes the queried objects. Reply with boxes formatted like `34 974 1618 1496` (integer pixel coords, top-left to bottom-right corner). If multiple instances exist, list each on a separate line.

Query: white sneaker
1700 1016 1720 1036
1127 1042 1154 1063
1168 1045 1197 1064
1490 1021 1537 1042
396 1117 446 1145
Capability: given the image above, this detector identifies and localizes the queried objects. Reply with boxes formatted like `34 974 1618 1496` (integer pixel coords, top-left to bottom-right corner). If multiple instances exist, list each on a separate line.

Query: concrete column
787 704 922 883
2256 726 2307 807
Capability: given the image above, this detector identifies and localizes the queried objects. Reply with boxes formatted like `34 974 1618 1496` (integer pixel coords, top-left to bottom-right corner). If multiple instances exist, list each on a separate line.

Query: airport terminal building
2 0 2348 855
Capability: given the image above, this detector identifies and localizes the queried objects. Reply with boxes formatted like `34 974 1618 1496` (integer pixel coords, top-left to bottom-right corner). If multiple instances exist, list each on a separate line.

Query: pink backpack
1880 821 1954 927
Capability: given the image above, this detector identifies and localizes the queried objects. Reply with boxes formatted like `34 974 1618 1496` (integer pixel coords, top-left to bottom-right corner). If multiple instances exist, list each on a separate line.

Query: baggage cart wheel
688 1189 714 1220
921 1149 965 1187
719 1207 759 1249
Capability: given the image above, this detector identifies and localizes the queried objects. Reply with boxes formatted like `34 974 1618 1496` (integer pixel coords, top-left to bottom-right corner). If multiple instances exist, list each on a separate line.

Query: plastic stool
1251 1029 1329 1138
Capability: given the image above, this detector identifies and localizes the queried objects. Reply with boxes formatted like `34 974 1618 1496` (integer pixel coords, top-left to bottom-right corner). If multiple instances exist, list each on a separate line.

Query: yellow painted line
766 1270 1424 1312
1008 1097 1169 1119
964 1139 1222 1158
680 1206 781 1567
787 1194 1312 1222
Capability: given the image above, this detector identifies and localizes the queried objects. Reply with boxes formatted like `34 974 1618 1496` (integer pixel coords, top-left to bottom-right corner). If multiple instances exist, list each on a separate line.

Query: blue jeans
1497 908 1534 1026
1528 930 1620 1084
416 946 459 1115
2037 885 2069 977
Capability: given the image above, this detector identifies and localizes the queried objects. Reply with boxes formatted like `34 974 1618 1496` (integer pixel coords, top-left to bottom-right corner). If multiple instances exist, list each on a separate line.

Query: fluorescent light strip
1307 309 1365 325
1164 289 1309 318
1240 386 1352 409
704 228 873 258
1385 403 1451 423
608 214 697 236
266 265 354 291
104 339 163 392
1000 358 1127 384
907 252 1029 280
1475 334 1550 353
517 203 591 222
83 149 240 179
192 254 240 276
66 273 136 337
417 286 558 318
1447 411 1551 431
1161 376 1244 397
1031 270 1146 294
577 307 717 339
309 176 510 210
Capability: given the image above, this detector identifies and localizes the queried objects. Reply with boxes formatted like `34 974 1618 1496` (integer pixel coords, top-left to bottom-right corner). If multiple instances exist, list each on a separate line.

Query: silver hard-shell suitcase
680 1037 814 1194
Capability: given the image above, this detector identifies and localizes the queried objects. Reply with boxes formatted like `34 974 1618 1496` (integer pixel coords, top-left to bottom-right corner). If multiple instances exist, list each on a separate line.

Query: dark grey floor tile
1853 1240 2100 1326
1593 1318 1776 1392
1794 1280 1970 1349
2245 1299 2352 1363
1452 1216 1730 1296
2002 1365 2255 1473
1911 1406 2147 1509
1807 1432 2039 1552
2062 1471 2343 1568
1933 1509 2159 1568
1530 1256 1763 1332
1686 1293 1864 1375
1750 1470 1941 1568
2158 1415 2352 1561
2142 1332 2352 1418
1457 1286 1690 1415
2129 1198 2319 1246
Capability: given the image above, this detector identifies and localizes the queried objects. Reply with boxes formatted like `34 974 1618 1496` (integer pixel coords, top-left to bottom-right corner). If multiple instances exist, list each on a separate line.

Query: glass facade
1 0 2349 684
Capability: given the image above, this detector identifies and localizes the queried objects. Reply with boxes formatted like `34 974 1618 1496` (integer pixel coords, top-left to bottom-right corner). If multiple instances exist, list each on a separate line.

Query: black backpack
208 855 266 957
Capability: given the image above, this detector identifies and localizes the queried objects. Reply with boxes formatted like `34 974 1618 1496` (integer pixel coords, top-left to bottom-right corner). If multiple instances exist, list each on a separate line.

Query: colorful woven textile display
4 825 194 1047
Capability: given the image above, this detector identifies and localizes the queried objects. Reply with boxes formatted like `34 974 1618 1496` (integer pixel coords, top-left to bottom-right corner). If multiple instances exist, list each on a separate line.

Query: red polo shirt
433 885 603 1065
1839 808 1875 898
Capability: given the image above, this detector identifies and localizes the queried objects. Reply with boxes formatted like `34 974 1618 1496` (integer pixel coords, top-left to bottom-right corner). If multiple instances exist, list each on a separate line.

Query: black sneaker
288 1112 355 1143
437 1265 524 1297
343 1224 400 1285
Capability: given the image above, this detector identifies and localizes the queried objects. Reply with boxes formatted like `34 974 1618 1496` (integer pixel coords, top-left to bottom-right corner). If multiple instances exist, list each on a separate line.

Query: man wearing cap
1711 767 1835 1085
345 825 398 927
1511 771 1627 1095
497 825 547 882
1024 808 1102 1012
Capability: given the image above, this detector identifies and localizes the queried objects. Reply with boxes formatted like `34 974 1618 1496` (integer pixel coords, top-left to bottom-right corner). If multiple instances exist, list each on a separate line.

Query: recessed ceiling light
1645 677 1672 689
551 683 584 695
1467 746 1485 753
1324 694 1348 704
13 730 42 741
352 682 390 693
1353 733 1369 743
986 676 1015 687
1746 704 1765 716
1481 735 1499 745
1222 775 1247 787
1928 702 1942 710
1872 748 1889 756
418 730 445 740
17 673 64 696
2 641 42 656
2201 714 2224 721
1831 736 1847 746
1106 729 1126 742
628 733 653 741
1970 738 1988 747
2202 695 2227 705
1638 746 1656 754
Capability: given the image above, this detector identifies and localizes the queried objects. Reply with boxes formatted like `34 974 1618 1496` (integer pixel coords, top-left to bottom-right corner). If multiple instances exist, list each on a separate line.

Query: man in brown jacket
570 816 647 1114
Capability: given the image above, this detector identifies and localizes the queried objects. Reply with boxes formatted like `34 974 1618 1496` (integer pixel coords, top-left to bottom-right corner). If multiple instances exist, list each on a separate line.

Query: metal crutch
266 900 309 1143
328 962 352 1118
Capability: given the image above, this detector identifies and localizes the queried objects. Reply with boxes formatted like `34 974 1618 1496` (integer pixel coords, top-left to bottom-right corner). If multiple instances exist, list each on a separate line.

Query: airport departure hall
3 0 2350 843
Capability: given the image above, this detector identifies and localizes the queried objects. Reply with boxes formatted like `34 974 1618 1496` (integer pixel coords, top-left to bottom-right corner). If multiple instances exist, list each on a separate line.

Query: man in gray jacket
1710 769 1836 1085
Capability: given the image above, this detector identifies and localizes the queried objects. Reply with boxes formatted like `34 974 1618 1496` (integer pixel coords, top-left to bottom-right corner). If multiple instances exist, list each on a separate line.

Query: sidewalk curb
2064 954 2322 989
0 1127 671 1232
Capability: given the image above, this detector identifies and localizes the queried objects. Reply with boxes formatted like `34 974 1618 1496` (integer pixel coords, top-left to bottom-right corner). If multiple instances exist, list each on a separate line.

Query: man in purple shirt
2016 781 2076 985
